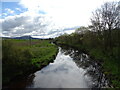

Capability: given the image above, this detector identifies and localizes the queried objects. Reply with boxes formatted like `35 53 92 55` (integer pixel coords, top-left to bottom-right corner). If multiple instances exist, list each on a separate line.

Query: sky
0 0 119 38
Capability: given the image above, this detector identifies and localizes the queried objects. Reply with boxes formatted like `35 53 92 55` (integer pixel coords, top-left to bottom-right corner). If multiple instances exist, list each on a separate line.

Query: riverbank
55 43 119 88
54 29 120 88
2 39 58 86
3 47 103 88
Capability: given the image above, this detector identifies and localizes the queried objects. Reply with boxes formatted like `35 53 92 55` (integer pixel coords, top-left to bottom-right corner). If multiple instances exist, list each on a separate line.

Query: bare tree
101 2 120 31
91 1 120 32
116 1 120 29
91 9 103 35
90 1 120 50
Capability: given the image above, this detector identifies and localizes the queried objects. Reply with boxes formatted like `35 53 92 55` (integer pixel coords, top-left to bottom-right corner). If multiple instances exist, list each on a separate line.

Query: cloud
1 0 20 2
1 12 49 37
15 8 22 12
5 8 15 14
2 13 8 16
19 0 120 27
2 0 119 37
32 28 76 39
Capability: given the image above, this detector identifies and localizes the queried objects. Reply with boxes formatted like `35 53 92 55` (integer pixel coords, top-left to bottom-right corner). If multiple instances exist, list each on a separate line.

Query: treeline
54 1 120 88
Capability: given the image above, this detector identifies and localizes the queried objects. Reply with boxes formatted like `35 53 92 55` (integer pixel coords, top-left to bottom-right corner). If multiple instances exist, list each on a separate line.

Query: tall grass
2 39 58 85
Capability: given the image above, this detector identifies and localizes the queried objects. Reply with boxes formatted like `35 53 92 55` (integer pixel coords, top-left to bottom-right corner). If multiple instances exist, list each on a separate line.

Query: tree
91 1 120 31
101 2 120 30
75 26 88 34
90 9 103 34
90 1 120 49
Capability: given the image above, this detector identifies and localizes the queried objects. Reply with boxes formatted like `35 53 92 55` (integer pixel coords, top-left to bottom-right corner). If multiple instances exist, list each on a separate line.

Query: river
6 47 110 88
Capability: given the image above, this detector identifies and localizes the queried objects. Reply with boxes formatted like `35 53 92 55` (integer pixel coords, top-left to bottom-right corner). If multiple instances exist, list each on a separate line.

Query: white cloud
5 8 15 14
19 0 120 27
15 8 22 12
3 13 8 16
1 0 20 2
1 0 119 38
1 12 49 37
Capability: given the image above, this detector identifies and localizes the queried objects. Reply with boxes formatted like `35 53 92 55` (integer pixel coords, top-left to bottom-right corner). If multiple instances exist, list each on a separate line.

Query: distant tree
75 26 88 34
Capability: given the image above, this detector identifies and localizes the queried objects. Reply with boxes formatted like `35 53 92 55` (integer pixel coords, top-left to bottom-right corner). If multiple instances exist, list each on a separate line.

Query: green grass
87 48 120 88
2 39 58 85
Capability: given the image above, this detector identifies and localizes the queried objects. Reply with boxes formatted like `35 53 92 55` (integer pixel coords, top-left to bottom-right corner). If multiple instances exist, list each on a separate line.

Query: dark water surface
6 47 110 88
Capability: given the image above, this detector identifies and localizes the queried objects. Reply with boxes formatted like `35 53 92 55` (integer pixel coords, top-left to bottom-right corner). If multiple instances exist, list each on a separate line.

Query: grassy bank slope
2 39 58 85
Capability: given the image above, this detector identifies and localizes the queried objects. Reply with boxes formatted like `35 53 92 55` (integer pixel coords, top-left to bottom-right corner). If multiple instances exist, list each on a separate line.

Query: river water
27 47 92 88
6 47 109 88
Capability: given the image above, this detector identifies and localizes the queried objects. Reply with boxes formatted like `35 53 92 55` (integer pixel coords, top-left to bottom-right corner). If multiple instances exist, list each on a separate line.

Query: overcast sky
0 0 119 38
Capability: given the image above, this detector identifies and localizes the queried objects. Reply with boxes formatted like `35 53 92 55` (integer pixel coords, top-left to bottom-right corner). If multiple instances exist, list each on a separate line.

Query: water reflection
27 47 92 88
4 47 110 89
7 74 35 88
25 47 110 88
60 47 110 88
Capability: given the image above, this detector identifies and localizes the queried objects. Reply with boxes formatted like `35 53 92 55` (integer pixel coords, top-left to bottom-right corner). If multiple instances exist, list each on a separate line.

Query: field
2 39 58 85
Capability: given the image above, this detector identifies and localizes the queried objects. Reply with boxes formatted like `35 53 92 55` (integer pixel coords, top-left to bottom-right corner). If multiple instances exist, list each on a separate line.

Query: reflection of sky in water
28 48 92 88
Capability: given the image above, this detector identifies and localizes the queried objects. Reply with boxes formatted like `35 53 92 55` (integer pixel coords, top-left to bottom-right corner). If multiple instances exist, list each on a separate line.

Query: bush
2 40 33 84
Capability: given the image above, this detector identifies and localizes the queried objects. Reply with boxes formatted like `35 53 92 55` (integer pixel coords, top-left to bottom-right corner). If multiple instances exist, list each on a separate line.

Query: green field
2 39 58 85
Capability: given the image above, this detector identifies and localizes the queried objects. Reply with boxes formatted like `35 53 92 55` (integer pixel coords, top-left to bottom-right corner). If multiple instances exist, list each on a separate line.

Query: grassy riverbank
2 39 58 85
54 29 120 88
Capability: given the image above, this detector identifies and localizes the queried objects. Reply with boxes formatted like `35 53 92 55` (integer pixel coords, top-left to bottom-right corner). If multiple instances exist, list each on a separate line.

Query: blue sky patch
1 2 28 18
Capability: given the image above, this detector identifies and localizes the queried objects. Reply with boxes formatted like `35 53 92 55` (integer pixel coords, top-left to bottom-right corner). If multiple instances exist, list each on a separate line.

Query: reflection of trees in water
8 74 35 88
26 74 35 87
60 47 110 88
